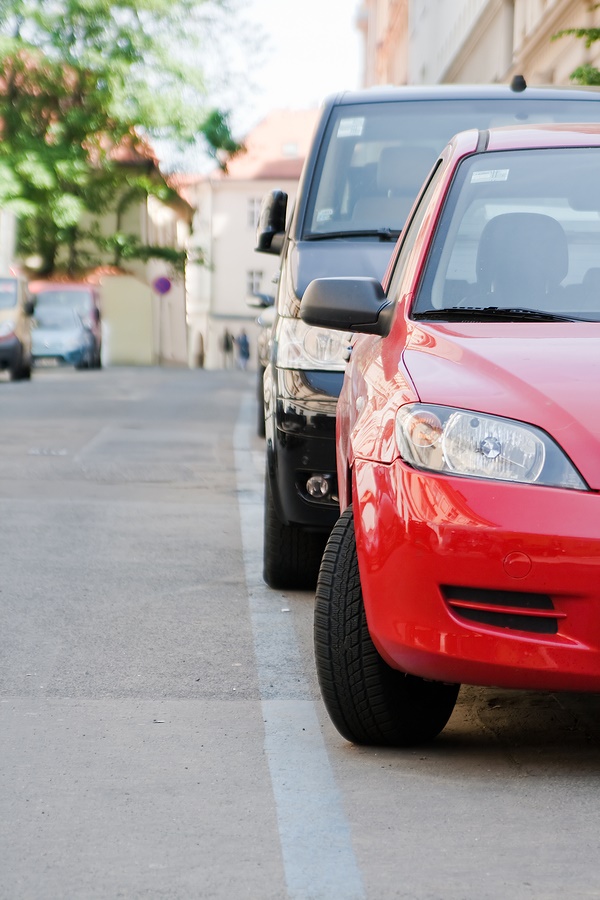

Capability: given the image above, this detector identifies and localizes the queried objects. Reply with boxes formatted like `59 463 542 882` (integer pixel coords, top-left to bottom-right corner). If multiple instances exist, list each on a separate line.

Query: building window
248 197 262 228
247 270 263 296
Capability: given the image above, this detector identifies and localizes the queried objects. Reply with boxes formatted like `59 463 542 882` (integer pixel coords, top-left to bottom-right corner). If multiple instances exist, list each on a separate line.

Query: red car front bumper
354 458 600 691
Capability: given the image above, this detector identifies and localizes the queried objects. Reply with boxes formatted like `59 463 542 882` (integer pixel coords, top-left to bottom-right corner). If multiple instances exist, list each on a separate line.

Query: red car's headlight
395 404 587 489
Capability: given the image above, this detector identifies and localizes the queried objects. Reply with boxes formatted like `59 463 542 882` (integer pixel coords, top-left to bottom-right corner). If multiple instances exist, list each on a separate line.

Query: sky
225 0 364 136
162 0 364 171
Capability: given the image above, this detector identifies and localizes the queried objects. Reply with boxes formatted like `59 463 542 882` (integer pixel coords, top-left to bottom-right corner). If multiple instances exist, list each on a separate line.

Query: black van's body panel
282 239 395 317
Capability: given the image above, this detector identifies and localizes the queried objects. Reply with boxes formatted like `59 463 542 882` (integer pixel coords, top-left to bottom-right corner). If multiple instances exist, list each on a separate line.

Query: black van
256 82 600 590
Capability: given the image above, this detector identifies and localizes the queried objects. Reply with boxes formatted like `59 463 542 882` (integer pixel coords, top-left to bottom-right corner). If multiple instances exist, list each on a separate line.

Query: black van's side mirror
24 294 36 316
255 189 287 255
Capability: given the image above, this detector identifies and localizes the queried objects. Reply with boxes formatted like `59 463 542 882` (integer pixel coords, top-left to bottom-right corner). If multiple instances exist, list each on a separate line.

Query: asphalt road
1 365 600 900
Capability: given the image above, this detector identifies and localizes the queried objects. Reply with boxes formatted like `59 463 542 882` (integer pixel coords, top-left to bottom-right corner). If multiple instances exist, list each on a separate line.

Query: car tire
263 463 327 590
314 506 460 746
9 346 31 381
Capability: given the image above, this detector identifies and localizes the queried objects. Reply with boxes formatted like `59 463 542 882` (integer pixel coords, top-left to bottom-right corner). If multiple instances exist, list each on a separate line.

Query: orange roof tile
224 108 320 180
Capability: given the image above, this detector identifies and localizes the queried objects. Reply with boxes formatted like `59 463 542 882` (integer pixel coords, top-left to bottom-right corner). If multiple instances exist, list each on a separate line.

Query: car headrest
583 266 600 288
377 146 437 195
476 212 569 293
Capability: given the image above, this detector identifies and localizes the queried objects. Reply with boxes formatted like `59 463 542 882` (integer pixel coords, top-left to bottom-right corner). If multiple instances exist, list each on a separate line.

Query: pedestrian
221 328 234 368
235 329 250 370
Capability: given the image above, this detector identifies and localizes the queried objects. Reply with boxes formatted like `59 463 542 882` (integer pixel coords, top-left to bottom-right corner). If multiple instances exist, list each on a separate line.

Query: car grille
442 586 563 635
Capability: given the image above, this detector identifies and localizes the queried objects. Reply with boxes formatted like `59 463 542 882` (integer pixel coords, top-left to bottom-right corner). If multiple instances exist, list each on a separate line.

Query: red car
300 123 600 746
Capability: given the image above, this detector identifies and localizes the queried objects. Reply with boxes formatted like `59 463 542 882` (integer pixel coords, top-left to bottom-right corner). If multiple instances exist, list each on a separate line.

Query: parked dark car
256 81 600 590
300 122 600 746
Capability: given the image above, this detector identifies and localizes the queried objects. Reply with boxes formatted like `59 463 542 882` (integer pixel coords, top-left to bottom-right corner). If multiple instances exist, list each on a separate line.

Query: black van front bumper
265 367 344 529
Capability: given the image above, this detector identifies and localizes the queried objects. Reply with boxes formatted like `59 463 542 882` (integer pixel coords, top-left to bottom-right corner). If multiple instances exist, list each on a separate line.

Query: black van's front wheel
314 506 459 746
263 465 327 590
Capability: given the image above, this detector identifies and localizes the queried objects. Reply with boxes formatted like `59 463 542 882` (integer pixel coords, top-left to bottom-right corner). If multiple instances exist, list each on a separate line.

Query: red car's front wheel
314 506 460 746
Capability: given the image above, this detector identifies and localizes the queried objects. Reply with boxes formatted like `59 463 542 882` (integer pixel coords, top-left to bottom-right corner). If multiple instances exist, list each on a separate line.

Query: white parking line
234 393 366 900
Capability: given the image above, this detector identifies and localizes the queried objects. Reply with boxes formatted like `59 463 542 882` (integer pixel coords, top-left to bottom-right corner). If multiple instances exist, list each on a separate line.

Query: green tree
553 18 600 85
0 0 243 275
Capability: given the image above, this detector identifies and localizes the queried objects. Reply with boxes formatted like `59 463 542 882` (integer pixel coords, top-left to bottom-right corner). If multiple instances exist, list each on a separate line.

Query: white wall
0 210 16 273
186 176 300 370
99 275 155 366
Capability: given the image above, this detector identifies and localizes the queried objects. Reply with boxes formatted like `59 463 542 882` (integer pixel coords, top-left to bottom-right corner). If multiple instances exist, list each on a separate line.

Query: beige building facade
358 0 600 88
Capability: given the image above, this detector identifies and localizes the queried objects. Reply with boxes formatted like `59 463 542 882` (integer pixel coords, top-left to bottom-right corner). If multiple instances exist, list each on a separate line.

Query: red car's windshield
413 146 600 322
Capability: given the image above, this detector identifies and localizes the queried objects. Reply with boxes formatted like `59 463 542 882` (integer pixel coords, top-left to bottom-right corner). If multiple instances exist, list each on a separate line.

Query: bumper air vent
442 586 564 635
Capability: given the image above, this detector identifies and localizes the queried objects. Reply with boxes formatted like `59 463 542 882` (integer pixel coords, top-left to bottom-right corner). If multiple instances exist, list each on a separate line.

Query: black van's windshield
303 98 600 239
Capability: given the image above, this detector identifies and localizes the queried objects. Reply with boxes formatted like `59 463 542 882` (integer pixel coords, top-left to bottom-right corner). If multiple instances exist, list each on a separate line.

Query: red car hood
403 321 600 489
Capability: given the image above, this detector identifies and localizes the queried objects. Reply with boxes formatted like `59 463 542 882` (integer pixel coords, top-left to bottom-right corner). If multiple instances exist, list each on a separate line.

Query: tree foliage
553 18 600 85
0 0 243 275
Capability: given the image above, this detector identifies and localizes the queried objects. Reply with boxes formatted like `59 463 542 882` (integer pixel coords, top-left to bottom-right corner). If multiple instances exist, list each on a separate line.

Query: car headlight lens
0 320 16 338
276 316 350 370
395 404 586 489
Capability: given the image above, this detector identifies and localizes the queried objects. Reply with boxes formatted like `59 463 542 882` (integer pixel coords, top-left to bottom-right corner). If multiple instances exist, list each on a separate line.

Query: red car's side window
384 160 444 306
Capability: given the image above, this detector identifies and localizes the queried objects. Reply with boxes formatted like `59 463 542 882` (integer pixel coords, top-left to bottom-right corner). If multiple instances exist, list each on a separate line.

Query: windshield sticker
316 208 334 222
471 169 509 183
337 117 365 138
